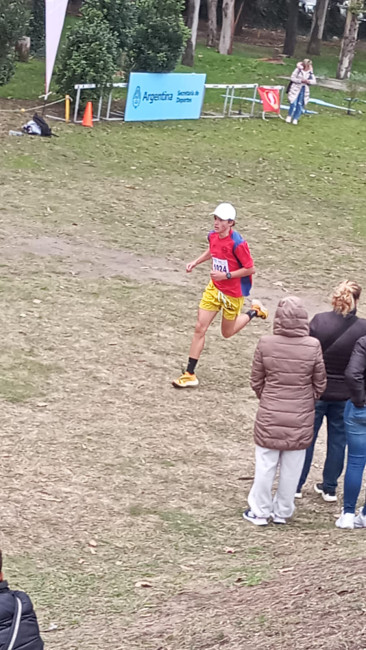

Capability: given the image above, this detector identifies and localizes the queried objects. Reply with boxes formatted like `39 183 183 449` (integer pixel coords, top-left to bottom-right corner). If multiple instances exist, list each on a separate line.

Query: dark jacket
0 581 44 650
251 297 326 451
345 335 366 407
309 310 366 401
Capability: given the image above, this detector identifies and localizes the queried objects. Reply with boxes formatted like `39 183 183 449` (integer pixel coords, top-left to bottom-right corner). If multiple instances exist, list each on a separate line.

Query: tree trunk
234 0 246 36
307 0 330 55
207 0 218 47
67 0 83 12
336 8 360 79
182 0 201 67
219 0 235 55
283 0 299 57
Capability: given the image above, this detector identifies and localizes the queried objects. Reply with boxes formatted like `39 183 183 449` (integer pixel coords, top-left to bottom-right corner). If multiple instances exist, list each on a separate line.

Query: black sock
187 357 198 374
246 309 257 320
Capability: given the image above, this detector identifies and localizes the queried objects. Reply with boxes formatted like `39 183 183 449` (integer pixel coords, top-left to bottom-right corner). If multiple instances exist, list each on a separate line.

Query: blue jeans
343 400 366 514
288 85 305 121
297 400 347 492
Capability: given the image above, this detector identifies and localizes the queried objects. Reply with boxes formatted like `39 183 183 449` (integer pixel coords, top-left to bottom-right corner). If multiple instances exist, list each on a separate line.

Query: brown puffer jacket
250 297 327 451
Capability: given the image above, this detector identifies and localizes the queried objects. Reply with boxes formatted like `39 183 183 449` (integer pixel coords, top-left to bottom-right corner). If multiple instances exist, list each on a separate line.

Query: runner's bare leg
221 313 251 339
189 309 218 359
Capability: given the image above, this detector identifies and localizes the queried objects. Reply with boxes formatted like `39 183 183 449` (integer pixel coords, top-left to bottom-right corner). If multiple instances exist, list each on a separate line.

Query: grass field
0 32 366 650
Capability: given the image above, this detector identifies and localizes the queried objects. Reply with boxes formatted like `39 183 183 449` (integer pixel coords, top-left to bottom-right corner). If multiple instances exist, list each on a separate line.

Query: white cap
210 202 237 221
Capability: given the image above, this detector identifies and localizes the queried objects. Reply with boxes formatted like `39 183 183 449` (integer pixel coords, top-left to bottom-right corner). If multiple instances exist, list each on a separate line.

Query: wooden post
15 37 31 63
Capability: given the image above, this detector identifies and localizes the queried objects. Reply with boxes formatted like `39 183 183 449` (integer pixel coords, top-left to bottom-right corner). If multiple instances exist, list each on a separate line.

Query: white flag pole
45 0 69 97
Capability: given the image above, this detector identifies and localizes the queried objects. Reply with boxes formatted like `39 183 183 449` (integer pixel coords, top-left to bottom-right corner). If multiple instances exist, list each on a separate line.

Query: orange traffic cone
82 101 93 127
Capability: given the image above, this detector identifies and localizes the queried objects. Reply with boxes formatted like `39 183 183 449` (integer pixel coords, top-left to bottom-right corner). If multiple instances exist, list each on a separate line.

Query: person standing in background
286 59 316 125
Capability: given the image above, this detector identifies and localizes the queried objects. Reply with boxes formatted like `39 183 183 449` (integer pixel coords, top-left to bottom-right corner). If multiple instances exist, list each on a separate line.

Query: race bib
212 257 229 273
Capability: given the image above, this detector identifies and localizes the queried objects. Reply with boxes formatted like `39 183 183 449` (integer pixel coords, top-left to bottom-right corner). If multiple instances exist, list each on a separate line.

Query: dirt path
0 233 331 318
1 235 189 285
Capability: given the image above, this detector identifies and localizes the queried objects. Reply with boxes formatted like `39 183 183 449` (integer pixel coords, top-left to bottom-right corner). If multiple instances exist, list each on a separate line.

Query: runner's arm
210 265 255 282
186 248 211 273
230 265 255 278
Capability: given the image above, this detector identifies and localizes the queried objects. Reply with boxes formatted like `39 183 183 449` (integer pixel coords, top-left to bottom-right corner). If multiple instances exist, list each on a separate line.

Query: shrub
126 0 189 74
55 4 118 105
0 0 29 86
94 0 137 52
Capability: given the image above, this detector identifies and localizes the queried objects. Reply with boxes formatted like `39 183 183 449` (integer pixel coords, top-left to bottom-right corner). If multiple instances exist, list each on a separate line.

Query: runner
172 203 268 388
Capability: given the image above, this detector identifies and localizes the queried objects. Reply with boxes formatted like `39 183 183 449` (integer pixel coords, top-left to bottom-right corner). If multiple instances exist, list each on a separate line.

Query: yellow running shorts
199 281 245 321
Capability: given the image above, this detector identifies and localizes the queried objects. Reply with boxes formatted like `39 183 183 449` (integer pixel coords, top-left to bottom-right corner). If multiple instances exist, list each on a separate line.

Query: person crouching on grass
243 296 326 526
172 202 268 389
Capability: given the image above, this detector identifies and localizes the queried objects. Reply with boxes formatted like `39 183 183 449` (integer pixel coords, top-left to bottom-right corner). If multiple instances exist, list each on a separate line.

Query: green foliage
28 0 45 54
55 5 118 105
0 0 29 85
348 0 366 15
0 50 16 86
126 0 189 74
92 0 137 52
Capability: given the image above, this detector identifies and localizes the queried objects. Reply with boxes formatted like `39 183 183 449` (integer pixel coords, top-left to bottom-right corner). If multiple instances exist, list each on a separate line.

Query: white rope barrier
0 97 66 113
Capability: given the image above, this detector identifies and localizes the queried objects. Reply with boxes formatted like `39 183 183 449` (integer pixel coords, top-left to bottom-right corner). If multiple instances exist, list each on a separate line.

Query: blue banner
124 72 206 122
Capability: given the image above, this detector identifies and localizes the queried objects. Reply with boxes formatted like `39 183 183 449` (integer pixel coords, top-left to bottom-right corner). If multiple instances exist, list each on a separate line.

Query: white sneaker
335 512 355 529
295 491 302 499
292 119 298 125
354 508 366 528
271 514 287 525
243 509 268 526
285 115 292 123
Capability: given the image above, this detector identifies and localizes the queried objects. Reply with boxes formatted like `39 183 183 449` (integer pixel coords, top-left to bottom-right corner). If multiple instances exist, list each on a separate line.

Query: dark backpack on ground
32 112 54 137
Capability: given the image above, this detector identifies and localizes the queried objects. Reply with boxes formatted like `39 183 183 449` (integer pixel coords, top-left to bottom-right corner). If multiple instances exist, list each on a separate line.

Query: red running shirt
208 229 254 298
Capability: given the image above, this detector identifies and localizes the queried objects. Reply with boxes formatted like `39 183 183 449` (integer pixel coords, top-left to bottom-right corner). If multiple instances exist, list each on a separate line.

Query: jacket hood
273 296 309 337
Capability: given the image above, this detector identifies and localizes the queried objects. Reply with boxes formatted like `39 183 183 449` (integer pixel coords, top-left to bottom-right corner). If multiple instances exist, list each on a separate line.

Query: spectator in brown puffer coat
243 296 326 526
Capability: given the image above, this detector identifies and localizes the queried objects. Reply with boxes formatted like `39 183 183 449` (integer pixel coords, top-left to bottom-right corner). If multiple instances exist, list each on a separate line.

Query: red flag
258 87 280 114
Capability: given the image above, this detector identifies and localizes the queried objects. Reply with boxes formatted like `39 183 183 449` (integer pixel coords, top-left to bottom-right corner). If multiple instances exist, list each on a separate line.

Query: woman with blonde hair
286 59 316 125
296 280 366 501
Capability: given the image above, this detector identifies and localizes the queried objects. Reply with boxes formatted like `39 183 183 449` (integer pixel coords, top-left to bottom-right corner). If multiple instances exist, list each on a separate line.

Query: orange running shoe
251 300 269 320
172 371 199 389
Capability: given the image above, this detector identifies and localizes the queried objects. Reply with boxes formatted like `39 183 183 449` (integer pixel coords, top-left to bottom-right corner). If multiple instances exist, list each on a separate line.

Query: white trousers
248 445 306 519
